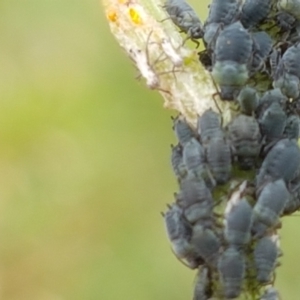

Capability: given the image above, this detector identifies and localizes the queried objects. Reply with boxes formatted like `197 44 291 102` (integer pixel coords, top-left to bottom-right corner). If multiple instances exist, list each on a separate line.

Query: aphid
276 11 297 33
177 173 214 223
260 287 281 300
256 88 287 119
163 0 204 46
163 203 199 269
160 38 183 67
182 138 206 176
191 223 221 268
197 109 222 144
254 235 279 284
278 0 300 21
193 267 212 300
283 181 300 214
172 115 196 146
206 136 232 184
283 115 300 139
251 31 273 73
240 0 272 29
224 198 253 247
237 86 259 115
259 101 287 142
171 144 187 180
227 114 261 169
273 44 300 99
218 247 245 299
254 179 290 228
212 21 253 100
256 139 300 187
203 0 240 48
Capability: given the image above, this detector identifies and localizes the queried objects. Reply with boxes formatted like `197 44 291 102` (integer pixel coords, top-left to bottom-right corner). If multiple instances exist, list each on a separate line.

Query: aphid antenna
170 247 198 269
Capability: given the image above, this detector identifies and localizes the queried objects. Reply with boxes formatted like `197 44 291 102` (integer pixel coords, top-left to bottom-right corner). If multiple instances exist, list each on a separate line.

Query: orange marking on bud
107 11 117 22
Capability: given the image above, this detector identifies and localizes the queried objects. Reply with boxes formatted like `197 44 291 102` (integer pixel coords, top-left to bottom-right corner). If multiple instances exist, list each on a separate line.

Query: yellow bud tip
129 8 142 25
107 11 117 22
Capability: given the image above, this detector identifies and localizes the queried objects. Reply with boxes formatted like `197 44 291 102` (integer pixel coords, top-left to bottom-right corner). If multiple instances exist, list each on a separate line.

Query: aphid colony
160 0 300 298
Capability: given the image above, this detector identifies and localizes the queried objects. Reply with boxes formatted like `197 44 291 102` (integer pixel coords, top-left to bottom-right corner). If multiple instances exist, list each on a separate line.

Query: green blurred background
0 0 299 299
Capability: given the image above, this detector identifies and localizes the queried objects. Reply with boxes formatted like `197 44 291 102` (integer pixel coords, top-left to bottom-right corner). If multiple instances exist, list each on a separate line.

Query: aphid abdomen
173 116 196 146
171 144 187 180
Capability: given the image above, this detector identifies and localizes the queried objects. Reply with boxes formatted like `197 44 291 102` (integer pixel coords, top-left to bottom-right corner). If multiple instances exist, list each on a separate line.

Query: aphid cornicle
227 114 261 169
171 144 187 180
163 0 204 46
197 109 222 144
256 139 300 187
260 287 281 300
240 0 272 29
254 179 290 228
203 0 240 48
177 173 214 223
224 198 253 247
206 136 232 184
211 21 253 100
163 203 199 269
172 115 195 146
218 247 245 299
191 223 221 268
254 235 279 284
193 267 212 300
237 86 259 115
273 44 300 99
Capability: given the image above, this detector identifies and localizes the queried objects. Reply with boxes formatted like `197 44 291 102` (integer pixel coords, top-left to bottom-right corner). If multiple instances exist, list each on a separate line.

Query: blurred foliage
0 0 298 299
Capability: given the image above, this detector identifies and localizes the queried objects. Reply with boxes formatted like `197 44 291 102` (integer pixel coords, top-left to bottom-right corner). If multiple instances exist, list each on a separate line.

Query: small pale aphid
237 86 259 115
197 109 222 145
259 101 287 142
206 136 232 184
177 172 214 223
160 38 183 67
218 247 245 299
227 114 261 169
212 21 253 100
193 267 212 300
256 139 300 187
172 115 196 146
163 203 199 269
203 0 240 48
191 223 221 268
163 0 204 46
224 198 253 247
260 287 281 300
240 0 272 29
254 235 279 284
283 115 300 139
170 144 187 180
254 179 290 228
273 44 300 99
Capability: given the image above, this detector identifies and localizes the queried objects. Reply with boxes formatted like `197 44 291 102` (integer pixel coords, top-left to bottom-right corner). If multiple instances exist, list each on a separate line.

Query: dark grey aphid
228 114 261 169
251 31 273 73
177 173 214 223
191 223 221 268
254 179 290 228
284 115 300 139
218 247 245 299
206 136 232 184
171 144 187 180
254 235 279 284
256 139 300 187
163 0 204 45
240 0 272 29
237 86 259 115
224 198 253 247
212 21 253 100
273 44 300 99
255 88 287 120
172 115 195 146
193 267 212 300
163 203 198 268
259 101 287 142
276 11 297 32
278 0 300 21
203 0 240 48
197 108 222 144
260 287 281 300
182 138 206 176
